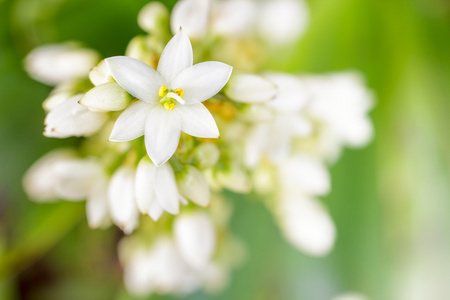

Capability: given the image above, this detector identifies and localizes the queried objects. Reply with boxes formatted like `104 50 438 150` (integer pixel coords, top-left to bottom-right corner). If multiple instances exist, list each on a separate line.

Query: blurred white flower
224 73 277 103
44 94 108 138
25 43 99 85
135 158 180 220
108 165 139 234
177 166 211 207
257 0 309 45
210 0 257 37
138 2 169 33
174 212 217 269
279 193 336 256
171 0 211 40
306 72 374 161
106 29 232 166
85 175 110 229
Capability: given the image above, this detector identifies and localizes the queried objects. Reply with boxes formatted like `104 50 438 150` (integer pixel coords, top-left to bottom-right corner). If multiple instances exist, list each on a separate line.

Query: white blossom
44 94 108 138
106 29 232 166
171 0 211 40
25 43 99 85
108 166 139 234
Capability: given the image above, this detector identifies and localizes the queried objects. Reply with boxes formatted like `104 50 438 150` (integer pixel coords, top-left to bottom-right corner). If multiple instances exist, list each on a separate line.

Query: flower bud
44 94 108 138
279 194 336 256
125 36 164 69
177 166 210 207
224 73 276 103
108 166 139 234
138 2 170 34
25 43 100 85
170 0 211 40
89 60 114 86
79 82 133 112
193 142 220 169
174 212 216 269
86 176 111 229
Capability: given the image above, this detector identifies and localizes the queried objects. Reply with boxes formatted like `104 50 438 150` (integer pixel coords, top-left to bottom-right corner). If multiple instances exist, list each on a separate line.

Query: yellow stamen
159 85 168 97
164 102 175 110
174 88 184 98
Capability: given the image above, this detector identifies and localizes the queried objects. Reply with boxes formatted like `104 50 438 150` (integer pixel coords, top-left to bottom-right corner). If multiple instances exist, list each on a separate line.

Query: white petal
172 62 232 104
279 155 330 196
86 175 111 229
177 103 219 138
224 73 276 103
154 163 179 214
44 94 108 138
135 158 157 214
170 0 211 40
157 29 193 85
79 82 133 111
279 194 336 256
110 101 155 142
105 56 164 103
144 105 181 167
108 166 139 234
173 212 216 269
148 200 164 221
177 166 210 206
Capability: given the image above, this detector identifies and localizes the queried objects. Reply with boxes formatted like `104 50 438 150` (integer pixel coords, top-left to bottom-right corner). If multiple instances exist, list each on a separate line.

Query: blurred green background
0 0 449 299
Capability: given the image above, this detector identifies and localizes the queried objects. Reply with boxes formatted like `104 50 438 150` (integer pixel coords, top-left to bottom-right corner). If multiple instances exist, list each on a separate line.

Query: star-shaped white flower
105 29 232 166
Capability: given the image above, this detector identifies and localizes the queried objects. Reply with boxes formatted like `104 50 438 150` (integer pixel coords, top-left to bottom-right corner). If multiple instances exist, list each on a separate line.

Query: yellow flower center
159 85 184 110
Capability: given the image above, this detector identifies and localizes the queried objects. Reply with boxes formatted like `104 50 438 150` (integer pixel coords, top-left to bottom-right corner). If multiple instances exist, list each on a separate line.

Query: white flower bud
279 194 336 256
257 0 309 45
224 73 277 103
211 0 257 37
193 142 220 169
25 43 100 85
171 0 211 40
279 155 330 196
44 94 108 138
108 166 139 234
177 166 210 207
23 149 76 202
86 176 111 229
138 2 170 33
79 82 133 112
174 212 216 269
89 60 114 86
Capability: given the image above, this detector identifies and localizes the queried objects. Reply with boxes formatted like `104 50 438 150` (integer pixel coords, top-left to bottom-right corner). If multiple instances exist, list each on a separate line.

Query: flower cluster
23 0 373 297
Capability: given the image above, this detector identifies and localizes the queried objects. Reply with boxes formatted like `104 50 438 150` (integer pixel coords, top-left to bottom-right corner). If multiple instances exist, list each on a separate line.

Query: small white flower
210 0 257 37
108 166 139 234
86 175 111 229
224 73 277 103
170 0 211 40
106 29 232 166
279 193 336 256
135 158 180 220
138 2 169 34
173 212 216 269
44 94 108 138
25 43 100 85
177 166 211 207
257 0 309 45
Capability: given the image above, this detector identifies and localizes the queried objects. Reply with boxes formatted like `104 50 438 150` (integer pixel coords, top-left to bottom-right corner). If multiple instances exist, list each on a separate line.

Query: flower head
106 29 232 166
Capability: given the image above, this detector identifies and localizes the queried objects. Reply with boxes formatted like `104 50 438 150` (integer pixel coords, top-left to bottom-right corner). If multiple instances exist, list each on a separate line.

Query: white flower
135 157 180 220
106 29 232 166
224 73 277 103
86 175 111 229
44 94 108 138
256 0 309 45
25 43 99 85
108 166 139 234
210 0 257 37
170 0 211 40
306 72 374 159
177 166 210 207
278 193 336 256
138 2 169 34
173 212 216 269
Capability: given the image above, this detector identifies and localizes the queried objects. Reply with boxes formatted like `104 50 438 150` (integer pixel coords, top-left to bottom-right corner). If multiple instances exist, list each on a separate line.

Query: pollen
174 88 184 98
159 85 168 97
164 102 175 110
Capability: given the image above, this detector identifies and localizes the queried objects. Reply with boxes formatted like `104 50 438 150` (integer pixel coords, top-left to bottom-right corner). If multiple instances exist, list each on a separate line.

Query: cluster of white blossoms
23 0 373 297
